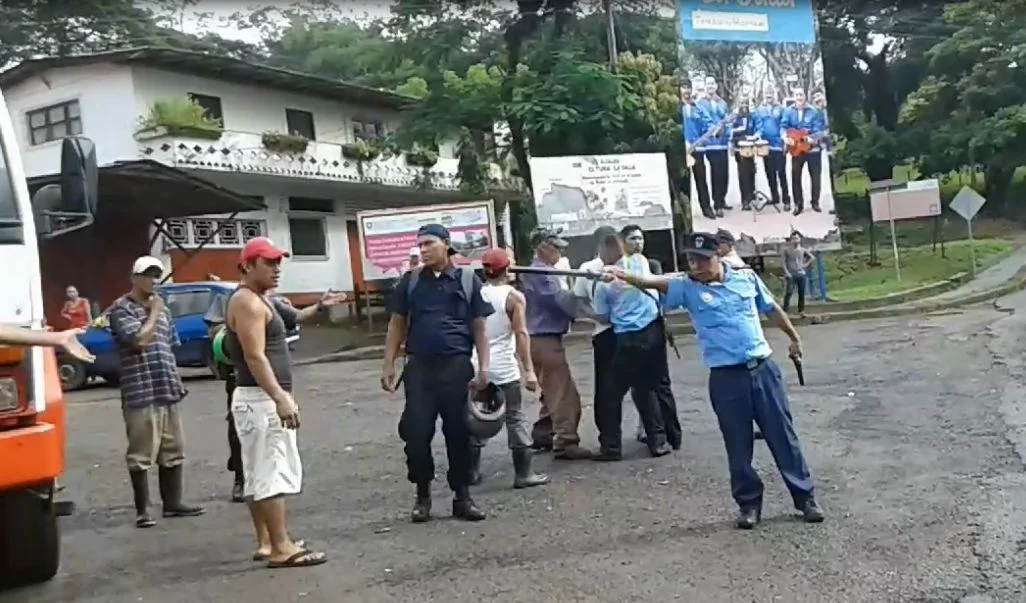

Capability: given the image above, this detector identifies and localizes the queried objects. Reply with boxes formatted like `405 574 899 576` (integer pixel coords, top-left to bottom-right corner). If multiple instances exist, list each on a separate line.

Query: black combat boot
512 449 549 489
735 507 761 530
130 470 155 528
452 487 486 521
469 446 483 486
411 482 432 523
158 465 205 518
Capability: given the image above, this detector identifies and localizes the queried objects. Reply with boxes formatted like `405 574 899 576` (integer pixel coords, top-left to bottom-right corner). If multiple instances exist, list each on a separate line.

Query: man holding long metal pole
521 228 592 460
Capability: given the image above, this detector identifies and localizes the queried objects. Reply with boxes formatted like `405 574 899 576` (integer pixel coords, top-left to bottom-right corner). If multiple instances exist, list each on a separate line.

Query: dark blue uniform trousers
708 357 814 511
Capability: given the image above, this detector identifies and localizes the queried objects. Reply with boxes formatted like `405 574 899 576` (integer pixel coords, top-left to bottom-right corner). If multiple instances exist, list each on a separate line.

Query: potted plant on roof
261 131 310 154
341 137 380 162
135 97 223 141
404 145 439 169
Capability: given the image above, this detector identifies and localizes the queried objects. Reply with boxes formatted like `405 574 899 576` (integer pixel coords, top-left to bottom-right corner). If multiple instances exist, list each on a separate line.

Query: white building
0 47 519 319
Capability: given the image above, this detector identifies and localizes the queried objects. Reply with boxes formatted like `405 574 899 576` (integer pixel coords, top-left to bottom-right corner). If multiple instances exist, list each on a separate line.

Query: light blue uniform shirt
594 254 660 334
663 266 776 368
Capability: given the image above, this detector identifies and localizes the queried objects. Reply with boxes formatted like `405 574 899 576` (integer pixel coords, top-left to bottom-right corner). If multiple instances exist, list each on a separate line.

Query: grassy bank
822 239 1012 301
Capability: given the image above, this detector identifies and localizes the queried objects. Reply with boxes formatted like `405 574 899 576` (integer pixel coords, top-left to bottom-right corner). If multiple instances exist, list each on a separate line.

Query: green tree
902 0 1026 210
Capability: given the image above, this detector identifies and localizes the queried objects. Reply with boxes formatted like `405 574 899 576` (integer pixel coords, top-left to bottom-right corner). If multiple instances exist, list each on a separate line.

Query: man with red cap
467 248 549 489
222 237 346 568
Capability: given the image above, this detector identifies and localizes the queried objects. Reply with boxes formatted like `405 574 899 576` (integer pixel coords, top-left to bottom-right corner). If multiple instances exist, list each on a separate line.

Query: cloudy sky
178 1 396 42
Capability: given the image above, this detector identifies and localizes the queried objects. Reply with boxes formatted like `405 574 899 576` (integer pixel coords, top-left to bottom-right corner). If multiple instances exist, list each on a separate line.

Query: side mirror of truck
33 137 97 239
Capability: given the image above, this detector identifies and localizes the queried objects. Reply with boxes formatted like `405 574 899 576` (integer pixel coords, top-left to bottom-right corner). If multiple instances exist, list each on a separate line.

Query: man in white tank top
467 249 550 489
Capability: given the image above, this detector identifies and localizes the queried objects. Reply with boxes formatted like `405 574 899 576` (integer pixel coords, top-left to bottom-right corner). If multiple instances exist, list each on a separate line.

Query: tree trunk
984 163 1015 216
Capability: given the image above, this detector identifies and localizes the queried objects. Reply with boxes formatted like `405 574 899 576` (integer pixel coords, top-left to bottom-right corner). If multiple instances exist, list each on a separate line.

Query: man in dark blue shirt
381 223 493 523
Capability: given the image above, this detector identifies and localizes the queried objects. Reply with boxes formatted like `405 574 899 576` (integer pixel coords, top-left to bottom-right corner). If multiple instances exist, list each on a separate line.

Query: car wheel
57 356 88 391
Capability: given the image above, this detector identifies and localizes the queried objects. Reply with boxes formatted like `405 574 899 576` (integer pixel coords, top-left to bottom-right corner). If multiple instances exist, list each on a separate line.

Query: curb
295 275 1026 366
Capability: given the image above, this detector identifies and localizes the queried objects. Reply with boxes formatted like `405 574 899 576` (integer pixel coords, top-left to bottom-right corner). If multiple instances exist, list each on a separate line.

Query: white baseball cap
132 255 164 276
409 247 420 257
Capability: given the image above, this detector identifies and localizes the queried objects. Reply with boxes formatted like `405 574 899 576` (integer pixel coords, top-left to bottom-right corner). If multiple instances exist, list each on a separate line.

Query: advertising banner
357 201 496 280
530 153 674 238
678 0 841 254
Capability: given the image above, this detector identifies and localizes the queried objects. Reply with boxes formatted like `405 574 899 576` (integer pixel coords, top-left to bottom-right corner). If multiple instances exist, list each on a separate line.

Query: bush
136 98 222 140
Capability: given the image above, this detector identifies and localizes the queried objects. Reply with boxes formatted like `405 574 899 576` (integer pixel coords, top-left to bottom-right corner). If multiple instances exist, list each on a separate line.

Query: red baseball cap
240 237 290 263
481 248 510 271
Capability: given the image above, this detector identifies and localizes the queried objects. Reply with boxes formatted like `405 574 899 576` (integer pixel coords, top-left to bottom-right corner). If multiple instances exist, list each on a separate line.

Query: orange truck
0 88 98 588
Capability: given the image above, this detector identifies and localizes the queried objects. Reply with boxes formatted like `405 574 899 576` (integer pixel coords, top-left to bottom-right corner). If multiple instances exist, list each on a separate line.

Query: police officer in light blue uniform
696 77 732 216
753 86 791 210
601 232 825 529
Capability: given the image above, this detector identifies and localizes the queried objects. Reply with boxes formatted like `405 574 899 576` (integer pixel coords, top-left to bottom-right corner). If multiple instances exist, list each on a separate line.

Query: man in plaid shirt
109 256 204 528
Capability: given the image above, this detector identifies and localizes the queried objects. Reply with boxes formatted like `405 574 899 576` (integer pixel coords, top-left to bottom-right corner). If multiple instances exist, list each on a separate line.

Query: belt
711 357 768 372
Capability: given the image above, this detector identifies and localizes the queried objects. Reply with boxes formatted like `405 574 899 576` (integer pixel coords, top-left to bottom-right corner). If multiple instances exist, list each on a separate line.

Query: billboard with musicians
677 0 841 253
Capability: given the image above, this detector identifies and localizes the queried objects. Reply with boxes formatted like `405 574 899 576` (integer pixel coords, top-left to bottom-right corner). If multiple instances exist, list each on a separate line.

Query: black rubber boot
411 482 431 523
129 470 155 528
158 465 205 518
512 449 549 489
231 471 245 503
469 446 483 486
452 487 486 521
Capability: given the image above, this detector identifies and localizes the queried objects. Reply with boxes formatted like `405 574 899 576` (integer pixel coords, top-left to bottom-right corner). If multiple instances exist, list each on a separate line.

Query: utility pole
603 0 618 71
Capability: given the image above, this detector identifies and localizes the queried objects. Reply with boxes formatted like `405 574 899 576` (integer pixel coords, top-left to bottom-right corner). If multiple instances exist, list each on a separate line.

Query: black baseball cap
683 232 719 257
715 229 735 245
417 223 458 256
531 227 569 249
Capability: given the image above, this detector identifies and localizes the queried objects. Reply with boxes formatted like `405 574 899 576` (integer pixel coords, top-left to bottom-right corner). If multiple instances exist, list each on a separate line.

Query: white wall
3 63 137 177
149 175 355 295
131 66 405 147
3 60 459 179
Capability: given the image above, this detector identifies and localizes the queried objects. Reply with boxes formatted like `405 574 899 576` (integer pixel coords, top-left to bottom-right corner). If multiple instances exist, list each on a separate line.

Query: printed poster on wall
357 201 497 280
530 153 674 238
677 0 841 254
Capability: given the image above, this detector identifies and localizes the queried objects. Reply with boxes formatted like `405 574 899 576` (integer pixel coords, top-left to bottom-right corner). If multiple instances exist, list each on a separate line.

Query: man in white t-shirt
468 248 550 489
716 229 747 268
554 255 572 290
573 226 651 445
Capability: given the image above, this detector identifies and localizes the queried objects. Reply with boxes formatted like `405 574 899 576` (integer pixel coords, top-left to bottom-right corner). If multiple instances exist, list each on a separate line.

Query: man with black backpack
380 223 493 523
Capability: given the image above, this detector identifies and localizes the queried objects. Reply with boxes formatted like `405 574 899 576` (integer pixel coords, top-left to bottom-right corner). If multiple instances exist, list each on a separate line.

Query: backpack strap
459 267 475 301
406 266 423 301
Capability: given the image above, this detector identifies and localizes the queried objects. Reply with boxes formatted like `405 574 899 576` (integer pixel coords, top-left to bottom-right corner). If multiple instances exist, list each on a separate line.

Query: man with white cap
407 247 421 273
108 256 204 528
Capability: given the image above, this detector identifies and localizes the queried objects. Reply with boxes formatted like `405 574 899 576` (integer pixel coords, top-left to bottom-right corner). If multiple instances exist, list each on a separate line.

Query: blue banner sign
678 0 817 44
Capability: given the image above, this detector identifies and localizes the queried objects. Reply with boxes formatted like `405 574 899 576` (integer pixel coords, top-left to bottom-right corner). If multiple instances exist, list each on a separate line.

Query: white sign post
949 186 987 277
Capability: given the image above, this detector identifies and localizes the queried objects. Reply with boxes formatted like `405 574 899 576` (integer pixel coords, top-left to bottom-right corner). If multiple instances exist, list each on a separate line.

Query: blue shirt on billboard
678 0 817 45
753 104 785 151
697 96 730 151
681 102 709 147
780 106 827 154
731 113 755 143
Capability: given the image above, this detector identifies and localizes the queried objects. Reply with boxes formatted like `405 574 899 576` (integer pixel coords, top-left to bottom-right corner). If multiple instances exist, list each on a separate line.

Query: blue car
58 282 300 391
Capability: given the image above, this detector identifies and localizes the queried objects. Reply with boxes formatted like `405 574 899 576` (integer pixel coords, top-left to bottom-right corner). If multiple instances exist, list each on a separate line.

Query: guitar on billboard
784 128 832 157
685 111 738 168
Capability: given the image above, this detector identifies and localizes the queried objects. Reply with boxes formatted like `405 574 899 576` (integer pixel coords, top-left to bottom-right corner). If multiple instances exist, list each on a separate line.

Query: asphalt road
8 292 1026 603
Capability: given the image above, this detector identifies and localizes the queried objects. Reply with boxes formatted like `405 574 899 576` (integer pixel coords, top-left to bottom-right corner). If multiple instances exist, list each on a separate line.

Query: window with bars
27 100 83 146
160 219 266 248
352 119 384 141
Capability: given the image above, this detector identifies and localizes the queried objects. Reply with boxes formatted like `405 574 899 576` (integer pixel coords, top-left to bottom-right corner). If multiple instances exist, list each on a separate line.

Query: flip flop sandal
252 540 306 561
266 549 327 569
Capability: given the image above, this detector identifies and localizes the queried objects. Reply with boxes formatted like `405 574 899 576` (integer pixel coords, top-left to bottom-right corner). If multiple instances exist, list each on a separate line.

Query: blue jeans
708 358 814 511
783 275 806 313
